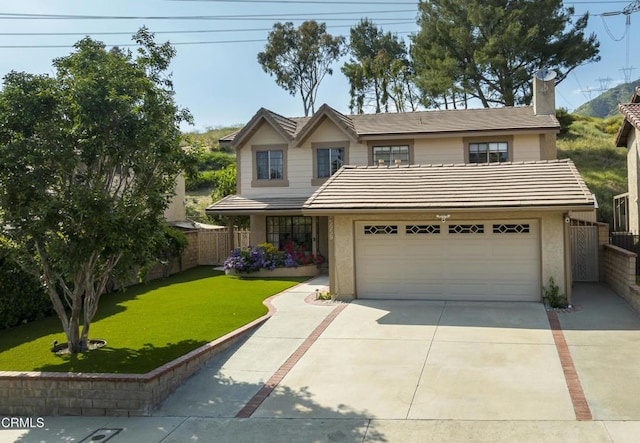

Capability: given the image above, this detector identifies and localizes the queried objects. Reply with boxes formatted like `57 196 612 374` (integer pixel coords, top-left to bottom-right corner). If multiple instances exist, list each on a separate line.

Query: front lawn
0 267 305 373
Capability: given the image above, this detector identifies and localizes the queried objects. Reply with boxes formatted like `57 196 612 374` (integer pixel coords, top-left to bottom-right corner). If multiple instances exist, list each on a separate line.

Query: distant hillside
574 79 640 118
557 114 626 225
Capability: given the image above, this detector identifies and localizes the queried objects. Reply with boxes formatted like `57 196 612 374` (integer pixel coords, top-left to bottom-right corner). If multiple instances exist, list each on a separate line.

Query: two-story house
207 75 595 302
614 87 640 233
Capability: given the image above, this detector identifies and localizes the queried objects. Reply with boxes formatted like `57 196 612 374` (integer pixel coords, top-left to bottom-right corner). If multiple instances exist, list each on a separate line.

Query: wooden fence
198 229 251 266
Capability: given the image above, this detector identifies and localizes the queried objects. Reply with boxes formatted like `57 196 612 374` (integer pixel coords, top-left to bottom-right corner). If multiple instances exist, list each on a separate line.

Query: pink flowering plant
224 241 323 273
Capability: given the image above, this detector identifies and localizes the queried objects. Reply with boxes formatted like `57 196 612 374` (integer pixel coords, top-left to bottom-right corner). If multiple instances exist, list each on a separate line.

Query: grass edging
0 283 289 417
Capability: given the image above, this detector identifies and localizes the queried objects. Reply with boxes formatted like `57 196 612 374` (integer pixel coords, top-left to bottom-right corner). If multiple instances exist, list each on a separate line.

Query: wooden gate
570 225 599 282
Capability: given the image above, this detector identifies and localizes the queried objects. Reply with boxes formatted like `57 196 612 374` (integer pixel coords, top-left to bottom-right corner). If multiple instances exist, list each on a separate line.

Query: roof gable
231 108 297 149
294 104 359 145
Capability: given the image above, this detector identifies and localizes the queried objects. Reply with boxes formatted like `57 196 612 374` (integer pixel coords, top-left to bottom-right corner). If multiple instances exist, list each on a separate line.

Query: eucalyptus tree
258 20 345 116
342 19 418 113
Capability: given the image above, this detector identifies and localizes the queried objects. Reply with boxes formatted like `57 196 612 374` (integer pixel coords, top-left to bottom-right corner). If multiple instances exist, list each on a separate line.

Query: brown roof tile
206 195 308 214
303 159 594 213
616 103 640 147
350 106 559 136
228 105 560 147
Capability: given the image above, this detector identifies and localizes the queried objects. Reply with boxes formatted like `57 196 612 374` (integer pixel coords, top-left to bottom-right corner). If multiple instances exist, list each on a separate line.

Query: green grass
0 267 305 374
557 114 627 225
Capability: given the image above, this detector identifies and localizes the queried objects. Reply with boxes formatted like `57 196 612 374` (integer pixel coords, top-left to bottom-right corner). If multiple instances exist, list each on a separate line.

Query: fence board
198 229 251 265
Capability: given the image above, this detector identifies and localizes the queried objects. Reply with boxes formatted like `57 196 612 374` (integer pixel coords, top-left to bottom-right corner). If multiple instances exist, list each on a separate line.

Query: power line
0 30 415 49
0 10 416 20
0 21 416 37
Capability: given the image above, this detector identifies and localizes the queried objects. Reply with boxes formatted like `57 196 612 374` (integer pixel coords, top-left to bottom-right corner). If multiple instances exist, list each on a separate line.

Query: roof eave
302 203 595 216
357 127 560 140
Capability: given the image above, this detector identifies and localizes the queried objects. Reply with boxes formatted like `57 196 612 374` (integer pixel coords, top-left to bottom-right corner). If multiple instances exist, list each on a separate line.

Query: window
373 145 410 165
266 216 313 251
468 142 508 163
312 142 349 185
252 144 288 187
256 150 283 180
317 147 344 178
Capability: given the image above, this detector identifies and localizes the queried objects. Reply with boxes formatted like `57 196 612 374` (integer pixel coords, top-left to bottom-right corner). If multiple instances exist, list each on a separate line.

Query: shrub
543 277 568 309
0 239 53 330
224 242 323 273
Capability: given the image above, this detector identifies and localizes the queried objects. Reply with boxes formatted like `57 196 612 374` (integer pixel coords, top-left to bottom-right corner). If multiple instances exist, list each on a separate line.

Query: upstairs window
468 142 508 163
373 145 410 165
256 150 283 180
317 147 344 178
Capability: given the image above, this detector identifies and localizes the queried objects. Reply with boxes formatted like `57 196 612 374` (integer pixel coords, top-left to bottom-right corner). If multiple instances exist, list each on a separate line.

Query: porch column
227 215 236 252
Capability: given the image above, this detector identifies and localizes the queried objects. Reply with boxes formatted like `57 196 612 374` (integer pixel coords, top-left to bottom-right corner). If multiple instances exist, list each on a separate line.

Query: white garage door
355 220 540 301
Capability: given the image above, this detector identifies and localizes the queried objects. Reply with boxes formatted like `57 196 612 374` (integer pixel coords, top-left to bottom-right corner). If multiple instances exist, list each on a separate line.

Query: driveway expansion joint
547 310 593 421
235 302 348 418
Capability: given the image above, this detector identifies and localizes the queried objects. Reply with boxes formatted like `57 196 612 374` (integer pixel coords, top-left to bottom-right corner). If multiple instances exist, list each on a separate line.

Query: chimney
533 69 556 116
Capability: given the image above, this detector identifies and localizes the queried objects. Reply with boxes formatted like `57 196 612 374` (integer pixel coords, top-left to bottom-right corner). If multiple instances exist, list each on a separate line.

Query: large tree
342 19 419 113
0 28 193 353
411 0 600 108
258 21 344 116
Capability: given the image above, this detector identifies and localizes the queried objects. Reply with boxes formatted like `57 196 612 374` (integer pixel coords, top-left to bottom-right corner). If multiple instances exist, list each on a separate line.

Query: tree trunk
66 313 86 353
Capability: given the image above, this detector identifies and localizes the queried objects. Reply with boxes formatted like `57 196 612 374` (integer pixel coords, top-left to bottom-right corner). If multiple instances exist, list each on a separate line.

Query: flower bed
224 242 323 276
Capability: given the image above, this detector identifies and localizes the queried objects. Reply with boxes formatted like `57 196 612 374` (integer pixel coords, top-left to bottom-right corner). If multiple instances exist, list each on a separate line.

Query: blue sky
0 1 638 131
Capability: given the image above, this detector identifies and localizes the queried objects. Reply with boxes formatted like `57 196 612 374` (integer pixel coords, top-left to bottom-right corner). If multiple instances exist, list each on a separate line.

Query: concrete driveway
253 300 575 420
7 280 640 442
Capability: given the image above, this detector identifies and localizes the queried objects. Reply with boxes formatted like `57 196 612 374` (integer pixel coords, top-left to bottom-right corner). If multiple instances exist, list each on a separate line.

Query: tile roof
350 106 558 136
228 104 560 148
206 195 309 214
302 159 594 213
616 103 640 147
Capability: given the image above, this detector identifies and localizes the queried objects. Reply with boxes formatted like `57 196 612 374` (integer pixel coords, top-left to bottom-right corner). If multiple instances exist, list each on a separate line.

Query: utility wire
0 10 416 20
0 31 414 49
0 21 415 36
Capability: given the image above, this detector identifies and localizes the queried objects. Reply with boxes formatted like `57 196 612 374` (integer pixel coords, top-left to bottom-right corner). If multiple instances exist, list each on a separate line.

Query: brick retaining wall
0 298 275 416
603 244 640 314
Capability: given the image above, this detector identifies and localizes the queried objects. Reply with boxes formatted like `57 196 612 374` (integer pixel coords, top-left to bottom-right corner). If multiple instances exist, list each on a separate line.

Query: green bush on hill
557 114 627 226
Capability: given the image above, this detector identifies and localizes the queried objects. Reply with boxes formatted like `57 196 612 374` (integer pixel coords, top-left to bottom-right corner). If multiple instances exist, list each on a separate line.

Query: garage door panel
355 220 540 301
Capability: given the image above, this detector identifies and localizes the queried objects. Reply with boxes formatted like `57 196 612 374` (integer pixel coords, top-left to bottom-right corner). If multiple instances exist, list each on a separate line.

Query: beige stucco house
207 76 595 302
614 87 640 233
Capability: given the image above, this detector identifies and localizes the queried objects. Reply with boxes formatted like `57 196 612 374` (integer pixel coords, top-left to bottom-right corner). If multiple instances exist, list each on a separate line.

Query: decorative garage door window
493 224 530 234
364 225 398 235
448 224 484 234
406 224 440 234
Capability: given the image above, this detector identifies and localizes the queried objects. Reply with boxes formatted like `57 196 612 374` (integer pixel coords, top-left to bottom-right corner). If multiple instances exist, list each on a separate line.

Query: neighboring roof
615 103 640 147
206 195 309 215
228 104 560 148
302 159 594 213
